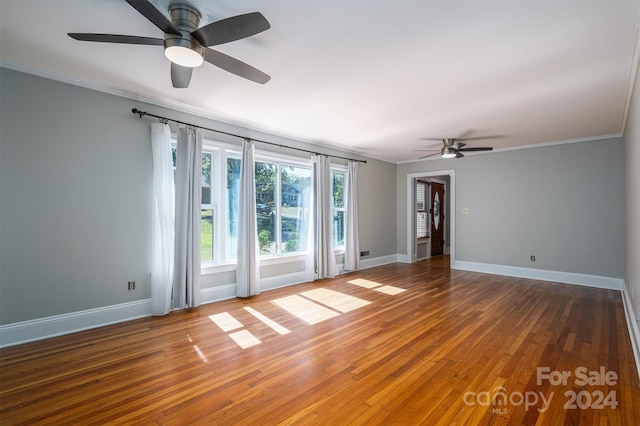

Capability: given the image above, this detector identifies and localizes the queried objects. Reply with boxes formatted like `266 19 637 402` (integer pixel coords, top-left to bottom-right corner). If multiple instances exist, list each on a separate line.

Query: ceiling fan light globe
441 147 456 158
165 46 203 67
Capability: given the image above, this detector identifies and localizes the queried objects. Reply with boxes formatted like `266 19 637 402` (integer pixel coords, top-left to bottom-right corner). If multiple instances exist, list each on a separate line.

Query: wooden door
430 182 445 256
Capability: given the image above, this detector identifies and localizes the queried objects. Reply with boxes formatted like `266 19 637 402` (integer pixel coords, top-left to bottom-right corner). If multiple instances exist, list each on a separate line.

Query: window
416 181 428 239
256 162 276 254
332 172 346 248
172 138 345 267
280 165 312 254
201 152 214 262
256 161 312 256
173 147 218 263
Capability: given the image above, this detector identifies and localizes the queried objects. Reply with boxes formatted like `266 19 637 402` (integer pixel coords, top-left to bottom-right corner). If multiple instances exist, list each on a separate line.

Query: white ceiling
1 0 639 163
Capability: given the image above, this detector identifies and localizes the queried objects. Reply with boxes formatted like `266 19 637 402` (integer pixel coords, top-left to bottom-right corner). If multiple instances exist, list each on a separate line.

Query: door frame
406 169 456 268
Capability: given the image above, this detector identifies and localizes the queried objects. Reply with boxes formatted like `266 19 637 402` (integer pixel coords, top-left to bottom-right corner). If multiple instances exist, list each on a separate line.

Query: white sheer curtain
173 126 202 309
314 155 338 279
150 123 174 315
344 161 360 272
237 139 260 297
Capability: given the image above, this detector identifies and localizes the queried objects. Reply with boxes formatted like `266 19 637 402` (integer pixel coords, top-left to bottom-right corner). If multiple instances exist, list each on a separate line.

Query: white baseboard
359 254 400 270
339 254 402 273
0 299 152 348
453 260 624 291
620 284 640 381
1 286 237 348
200 284 236 304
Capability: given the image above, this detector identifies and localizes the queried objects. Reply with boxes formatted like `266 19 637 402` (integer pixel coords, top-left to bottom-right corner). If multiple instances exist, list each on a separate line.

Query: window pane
201 209 214 262
227 158 240 260
281 166 312 253
333 210 345 247
256 162 276 255
201 153 212 205
416 212 428 239
333 173 345 208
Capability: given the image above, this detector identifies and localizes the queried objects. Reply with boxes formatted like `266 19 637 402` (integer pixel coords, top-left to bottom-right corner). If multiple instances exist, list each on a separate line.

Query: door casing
405 169 455 267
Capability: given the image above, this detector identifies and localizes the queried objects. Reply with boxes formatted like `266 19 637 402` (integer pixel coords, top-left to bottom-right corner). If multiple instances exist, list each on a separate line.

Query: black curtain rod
131 108 367 164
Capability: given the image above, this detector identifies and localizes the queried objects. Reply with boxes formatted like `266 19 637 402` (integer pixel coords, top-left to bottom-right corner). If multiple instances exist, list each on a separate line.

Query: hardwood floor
2 259 639 425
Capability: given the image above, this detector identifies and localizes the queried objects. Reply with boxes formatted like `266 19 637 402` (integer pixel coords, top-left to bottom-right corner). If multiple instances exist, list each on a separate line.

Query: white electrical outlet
462 208 470 215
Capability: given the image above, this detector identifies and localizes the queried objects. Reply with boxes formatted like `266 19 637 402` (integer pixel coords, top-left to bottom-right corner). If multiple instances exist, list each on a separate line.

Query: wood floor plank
1 258 639 425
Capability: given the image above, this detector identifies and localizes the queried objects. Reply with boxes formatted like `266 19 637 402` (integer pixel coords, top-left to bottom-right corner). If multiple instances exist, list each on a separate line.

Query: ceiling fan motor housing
164 3 205 64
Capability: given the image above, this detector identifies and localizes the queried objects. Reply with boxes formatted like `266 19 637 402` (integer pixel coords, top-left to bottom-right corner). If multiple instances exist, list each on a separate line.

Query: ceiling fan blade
456 152 465 158
125 0 180 35
413 148 440 152
419 152 441 159
458 147 494 152
450 142 466 150
171 63 193 88
192 12 270 46
68 33 163 45
204 48 270 84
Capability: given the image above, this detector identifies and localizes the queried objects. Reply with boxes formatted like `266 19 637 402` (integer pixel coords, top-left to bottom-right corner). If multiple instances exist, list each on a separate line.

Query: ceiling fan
415 136 496 159
68 0 270 88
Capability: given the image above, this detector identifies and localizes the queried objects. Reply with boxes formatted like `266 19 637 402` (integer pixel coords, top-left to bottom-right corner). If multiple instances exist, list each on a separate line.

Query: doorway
406 170 455 268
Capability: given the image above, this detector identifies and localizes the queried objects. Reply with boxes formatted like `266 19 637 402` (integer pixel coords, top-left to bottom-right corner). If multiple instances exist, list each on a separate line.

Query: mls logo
492 407 509 415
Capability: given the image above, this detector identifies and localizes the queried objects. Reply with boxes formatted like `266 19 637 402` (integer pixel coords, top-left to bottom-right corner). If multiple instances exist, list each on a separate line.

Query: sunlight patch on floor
209 312 243 332
347 278 407 295
209 281 407 350
228 329 262 349
373 285 407 295
272 295 341 324
300 288 371 313
244 306 291 335
347 278 382 289
193 344 208 362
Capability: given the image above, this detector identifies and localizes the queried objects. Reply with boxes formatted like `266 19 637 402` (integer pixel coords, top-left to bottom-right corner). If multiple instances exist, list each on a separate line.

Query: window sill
201 249 345 275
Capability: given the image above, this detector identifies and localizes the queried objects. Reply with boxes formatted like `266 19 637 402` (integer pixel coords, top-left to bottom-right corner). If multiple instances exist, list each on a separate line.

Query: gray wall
397 138 625 278
356 157 397 259
624 64 640 320
1 69 152 323
0 68 397 324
